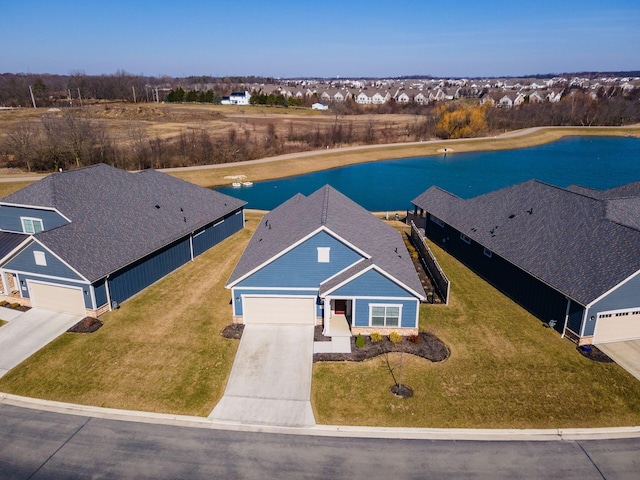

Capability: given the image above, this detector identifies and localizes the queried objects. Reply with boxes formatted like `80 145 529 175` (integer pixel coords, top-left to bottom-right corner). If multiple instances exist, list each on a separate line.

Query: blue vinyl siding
4 242 84 281
232 288 319 315
0 205 67 233
567 300 585 334
583 273 640 336
331 269 417 298
353 298 418 329
236 231 363 288
108 237 191 304
192 209 244 257
19 274 92 308
93 279 107 308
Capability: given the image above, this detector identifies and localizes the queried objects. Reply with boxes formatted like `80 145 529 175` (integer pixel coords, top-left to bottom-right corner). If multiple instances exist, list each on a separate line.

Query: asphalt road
1 403 639 479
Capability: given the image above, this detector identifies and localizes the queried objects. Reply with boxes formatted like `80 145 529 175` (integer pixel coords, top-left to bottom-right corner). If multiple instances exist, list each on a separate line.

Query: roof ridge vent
321 185 329 225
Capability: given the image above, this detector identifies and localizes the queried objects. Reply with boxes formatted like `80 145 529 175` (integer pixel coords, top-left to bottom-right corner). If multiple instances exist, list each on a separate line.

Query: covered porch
313 298 352 354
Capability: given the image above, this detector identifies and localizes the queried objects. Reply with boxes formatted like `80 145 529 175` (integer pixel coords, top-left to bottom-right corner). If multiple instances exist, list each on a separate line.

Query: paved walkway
597 340 640 382
0 309 83 378
210 324 316 427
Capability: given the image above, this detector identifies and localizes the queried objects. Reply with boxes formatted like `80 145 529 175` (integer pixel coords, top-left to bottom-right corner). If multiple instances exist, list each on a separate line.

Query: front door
335 299 347 315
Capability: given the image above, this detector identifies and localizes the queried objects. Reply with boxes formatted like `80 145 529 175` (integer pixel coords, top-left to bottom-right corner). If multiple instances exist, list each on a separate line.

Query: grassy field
1 210 640 427
0 213 259 416
312 239 640 428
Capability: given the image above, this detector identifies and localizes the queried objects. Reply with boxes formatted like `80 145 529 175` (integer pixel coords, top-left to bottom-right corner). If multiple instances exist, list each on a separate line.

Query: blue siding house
226 185 425 337
0 164 245 316
412 180 640 346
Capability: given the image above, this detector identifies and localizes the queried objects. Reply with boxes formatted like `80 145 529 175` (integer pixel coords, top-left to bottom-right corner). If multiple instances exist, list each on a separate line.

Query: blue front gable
0 205 68 233
4 241 84 281
331 268 419 299
236 230 364 288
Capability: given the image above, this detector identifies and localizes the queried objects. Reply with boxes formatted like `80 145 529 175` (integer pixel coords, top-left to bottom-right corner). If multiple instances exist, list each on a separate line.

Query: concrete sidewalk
0 309 83 378
210 324 315 427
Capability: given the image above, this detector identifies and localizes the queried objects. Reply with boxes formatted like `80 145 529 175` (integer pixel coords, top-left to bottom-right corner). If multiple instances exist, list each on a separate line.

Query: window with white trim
317 247 330 263
370 304 401 327
460 233 471 244
483 247 492 258
33 251 47 266
21 217 43 234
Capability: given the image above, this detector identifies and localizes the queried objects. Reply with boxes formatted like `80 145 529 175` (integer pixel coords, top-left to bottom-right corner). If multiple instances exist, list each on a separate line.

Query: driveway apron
210 324 316 427
0 309 83 378
596 340 640 382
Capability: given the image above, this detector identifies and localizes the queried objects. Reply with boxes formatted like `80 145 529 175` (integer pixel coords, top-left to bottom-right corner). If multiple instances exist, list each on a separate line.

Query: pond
216 136 640 211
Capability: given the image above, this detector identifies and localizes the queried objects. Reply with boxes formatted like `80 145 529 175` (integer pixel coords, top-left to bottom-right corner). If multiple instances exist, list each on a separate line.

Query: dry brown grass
0 212 263 416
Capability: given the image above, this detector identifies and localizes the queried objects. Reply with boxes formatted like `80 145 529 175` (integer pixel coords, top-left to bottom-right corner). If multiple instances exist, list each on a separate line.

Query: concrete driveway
0 308 84 378
596 340 640 382
210 324 316 427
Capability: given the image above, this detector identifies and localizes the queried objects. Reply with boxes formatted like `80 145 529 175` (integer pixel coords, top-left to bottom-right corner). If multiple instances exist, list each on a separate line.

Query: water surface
217 136 640 211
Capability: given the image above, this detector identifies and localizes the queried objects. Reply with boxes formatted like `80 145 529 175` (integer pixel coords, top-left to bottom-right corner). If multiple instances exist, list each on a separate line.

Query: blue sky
2 0 639 78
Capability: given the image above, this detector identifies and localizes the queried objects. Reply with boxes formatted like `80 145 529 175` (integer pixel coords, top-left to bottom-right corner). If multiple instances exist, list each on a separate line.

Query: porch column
323 297 331 336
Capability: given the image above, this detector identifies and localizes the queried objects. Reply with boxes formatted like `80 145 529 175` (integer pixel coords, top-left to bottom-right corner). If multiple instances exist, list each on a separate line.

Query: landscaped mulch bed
314 332 450 363
577 345 613 363
221 323 244 339
67 317 103 333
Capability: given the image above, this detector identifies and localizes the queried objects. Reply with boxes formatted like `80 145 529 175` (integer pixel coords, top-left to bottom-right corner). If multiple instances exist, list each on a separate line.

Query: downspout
561 298 571 338
105 275 112 312
189 232 194 261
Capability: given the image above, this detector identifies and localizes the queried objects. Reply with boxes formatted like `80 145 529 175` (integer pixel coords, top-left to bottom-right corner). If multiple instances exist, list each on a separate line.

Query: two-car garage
593 308 640 344
242 296 316 325
27 281 86 316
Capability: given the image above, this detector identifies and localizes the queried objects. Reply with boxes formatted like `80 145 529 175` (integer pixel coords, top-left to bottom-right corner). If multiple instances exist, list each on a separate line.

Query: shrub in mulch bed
0 301 30 312
221 323 244 339
577 345 614 363
67 317 103 333
314 332 450 363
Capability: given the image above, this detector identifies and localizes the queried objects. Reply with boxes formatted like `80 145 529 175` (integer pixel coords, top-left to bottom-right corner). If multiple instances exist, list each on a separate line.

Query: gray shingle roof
1 164 246 282
412 180 640 305
227 185 425 299
0 231 28 261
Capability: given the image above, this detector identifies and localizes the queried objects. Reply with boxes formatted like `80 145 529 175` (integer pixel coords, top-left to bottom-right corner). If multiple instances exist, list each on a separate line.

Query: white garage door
243 296 315 325
593 309 640 344
28 282 86 316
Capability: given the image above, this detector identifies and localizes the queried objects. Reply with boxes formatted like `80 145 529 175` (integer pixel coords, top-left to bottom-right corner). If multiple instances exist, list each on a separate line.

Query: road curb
3 392 640 441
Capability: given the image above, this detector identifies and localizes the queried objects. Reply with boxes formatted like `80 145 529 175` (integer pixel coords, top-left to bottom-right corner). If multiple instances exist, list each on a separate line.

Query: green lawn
312 240 640 428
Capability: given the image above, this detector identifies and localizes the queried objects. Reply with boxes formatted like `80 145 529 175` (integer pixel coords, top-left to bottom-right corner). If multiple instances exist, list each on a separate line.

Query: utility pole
29 85 37 108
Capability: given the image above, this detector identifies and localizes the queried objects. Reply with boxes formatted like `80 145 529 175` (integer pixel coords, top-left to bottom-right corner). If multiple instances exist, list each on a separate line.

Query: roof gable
227 185 424 297
1 164 246 281
413 180 640 304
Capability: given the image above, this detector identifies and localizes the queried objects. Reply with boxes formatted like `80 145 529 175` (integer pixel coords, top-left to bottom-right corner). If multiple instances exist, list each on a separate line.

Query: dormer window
21 217 44 234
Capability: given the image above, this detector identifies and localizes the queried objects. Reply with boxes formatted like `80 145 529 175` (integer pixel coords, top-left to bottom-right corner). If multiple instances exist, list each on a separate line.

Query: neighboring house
396 92 412 104
226 185 425 337
371 91 390 104
0 164 245 316
221 91 251 105
414 92 429 105
355 91 372 104
411 180 640 345
498 95 513 108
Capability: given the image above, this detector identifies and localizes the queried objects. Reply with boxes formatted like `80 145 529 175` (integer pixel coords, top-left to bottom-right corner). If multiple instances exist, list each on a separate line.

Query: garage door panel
28 282 86 316
244 297 315 325
594 309 640 344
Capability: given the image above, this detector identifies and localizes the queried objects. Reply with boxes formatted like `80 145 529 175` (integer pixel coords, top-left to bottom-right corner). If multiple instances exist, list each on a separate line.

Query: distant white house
312 103 329 110
221 91 251 105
